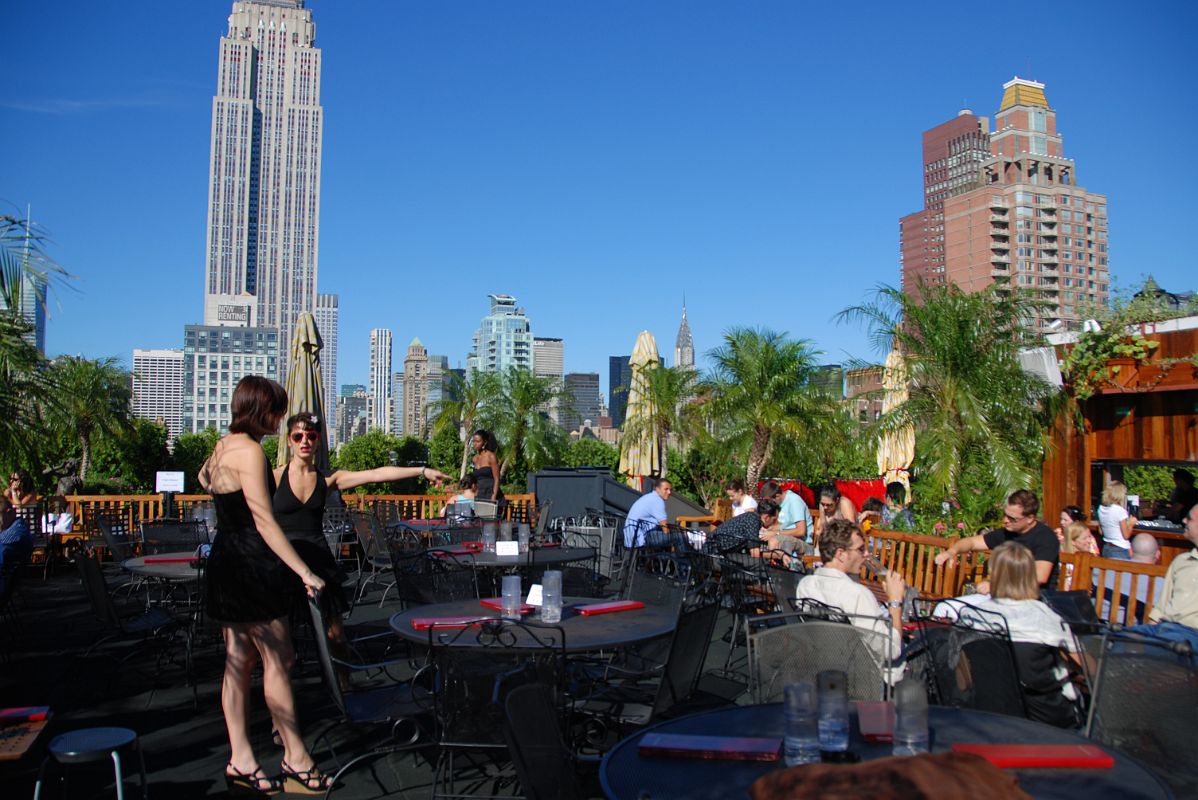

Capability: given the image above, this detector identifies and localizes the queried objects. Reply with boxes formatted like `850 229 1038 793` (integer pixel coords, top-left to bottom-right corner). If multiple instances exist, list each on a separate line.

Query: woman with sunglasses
272 413 450 636
4 469 37 508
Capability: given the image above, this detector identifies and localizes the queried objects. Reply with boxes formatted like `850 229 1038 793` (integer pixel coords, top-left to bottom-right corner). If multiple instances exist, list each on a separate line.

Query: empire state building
203 0 323 379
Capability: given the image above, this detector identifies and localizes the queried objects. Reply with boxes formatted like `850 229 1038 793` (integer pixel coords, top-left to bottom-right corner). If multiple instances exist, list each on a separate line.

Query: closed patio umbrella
618 331 664 489
276 312 329 471
876 346 915 500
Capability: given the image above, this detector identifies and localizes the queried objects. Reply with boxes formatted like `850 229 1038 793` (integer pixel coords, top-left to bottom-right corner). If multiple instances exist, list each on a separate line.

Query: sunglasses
290 431 320 443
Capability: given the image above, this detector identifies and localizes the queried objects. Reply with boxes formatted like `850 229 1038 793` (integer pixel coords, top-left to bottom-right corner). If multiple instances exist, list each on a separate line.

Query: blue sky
2 1 1195 399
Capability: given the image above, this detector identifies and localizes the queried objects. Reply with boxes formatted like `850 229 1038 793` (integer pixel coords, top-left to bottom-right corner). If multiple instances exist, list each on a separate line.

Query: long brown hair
989 541 1040 601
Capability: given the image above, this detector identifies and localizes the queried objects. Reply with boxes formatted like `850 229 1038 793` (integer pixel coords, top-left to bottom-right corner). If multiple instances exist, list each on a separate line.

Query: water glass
518 524 531 553
500 520 513 541
482 523 497 554
892 677 929 756
501 575 522 620
817 670 849 753
541 570 562 624
783 682 820 766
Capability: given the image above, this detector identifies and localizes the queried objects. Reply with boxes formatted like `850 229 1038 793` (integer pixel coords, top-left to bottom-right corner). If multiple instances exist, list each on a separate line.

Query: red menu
576 600 645 616
951 743 1115 769
479 598 534 614
639 733 781 761
409 616 483 631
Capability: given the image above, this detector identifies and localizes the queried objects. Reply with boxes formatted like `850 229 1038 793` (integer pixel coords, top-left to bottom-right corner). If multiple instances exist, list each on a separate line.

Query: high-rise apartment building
390 371 405 437
132 349 185 442
563 372 603 431
533 337 565 426
900 78 1110 331
368 328 392 433
402 338 428 439
336 386 368 445
203 0 323 380
846 365 884 426
608 355 632 428
182 325 278 432
313 293 338 444
467 294 533 373
674 304 694 369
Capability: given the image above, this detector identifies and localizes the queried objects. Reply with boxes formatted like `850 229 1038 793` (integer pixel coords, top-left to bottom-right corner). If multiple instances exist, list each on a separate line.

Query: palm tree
0 212 70 466
703 328 834 489
430 369 502 478
44 356 134 483
837 280 1055 510
620 363 702 479
491 368 567 481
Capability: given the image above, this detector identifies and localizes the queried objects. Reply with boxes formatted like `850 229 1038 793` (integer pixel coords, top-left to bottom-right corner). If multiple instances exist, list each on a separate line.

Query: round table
465 546 596 569
599 704 1172 800
120 553 202 581
390 596 677 653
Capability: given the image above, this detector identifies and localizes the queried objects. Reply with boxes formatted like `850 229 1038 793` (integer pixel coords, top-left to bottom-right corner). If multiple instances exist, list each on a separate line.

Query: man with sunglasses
796 518 907 678
934 489 1059 589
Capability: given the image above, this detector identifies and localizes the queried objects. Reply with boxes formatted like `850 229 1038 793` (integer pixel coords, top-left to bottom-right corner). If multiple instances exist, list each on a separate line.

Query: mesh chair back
626 570 686 614
75 549 123 628
473 499 499 520
140 520 205 555
321 506 354 559
96 515 137 561
652 595 722 718
430 619 567 750
748 612 889 703
503 683 581 800
533 501 554 539
307 596 348 714
1086 630 1198 794
347 509 383 561
765 559 803 612
913 604 1027 719
387 541 479 608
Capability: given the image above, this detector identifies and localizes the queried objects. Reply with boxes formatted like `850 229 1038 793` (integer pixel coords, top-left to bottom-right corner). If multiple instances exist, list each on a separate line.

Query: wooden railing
62 492 537 531
1057 551 1168 627
865 528 984 599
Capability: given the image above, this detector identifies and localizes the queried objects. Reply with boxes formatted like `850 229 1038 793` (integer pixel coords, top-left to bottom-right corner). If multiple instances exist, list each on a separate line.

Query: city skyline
2 2 1196 400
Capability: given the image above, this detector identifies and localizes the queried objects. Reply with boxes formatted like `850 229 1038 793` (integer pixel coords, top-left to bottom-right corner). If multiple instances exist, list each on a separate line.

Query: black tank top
273 464 327 547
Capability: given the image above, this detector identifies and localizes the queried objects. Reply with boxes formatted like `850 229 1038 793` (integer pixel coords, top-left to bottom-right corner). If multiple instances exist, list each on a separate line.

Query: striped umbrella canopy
876 346 915 501
276 312 329 471
618 330 664 487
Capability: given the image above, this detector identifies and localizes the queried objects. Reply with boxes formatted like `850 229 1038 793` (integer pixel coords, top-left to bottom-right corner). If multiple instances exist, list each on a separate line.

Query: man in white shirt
796 518 906 673
1128 503 1198 652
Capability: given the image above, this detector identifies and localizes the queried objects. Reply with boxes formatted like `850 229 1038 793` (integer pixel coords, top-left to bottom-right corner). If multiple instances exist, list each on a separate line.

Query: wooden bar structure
1042 320 1198 565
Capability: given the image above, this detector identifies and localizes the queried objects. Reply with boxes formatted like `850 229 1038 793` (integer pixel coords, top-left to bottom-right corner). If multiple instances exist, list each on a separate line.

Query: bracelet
420 467 427 479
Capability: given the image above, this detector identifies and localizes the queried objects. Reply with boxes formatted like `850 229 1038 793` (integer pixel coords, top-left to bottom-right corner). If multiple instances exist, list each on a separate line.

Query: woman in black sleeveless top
199 377 327 795
274 413 450 640
470 428 504 505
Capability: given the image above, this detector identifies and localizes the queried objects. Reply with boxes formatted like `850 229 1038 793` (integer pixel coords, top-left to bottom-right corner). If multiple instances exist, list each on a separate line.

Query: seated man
1128 503 1198 651
0 496 34 596
760 481 813 547
880 481 915 531
934 489 1060 590
795 518 906 674
623 479 672 548
756 499 809 556
1099 533 1166 624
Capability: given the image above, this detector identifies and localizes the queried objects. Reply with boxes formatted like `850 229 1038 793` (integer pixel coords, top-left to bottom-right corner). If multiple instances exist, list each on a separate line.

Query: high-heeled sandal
225 763 282 796
280 759 333 795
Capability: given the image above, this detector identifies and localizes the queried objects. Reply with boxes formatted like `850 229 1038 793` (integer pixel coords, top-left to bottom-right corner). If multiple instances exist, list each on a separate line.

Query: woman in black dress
273 412 449 644
470 428 503 506
199 377 327 795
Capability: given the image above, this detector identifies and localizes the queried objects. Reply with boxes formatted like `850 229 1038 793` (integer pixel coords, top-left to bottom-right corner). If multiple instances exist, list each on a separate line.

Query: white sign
495 540 520 557
156 471 185 493
526 584 544 607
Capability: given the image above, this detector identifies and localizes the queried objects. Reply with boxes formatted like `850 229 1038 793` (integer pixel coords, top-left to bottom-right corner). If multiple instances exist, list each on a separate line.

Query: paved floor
0 564 748 799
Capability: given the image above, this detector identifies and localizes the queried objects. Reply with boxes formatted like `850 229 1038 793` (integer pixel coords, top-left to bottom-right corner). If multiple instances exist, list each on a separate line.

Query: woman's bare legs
249 617 317 772
221 624 264 775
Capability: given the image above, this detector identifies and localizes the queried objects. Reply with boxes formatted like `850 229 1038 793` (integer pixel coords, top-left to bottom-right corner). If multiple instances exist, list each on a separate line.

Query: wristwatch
886 600 903 609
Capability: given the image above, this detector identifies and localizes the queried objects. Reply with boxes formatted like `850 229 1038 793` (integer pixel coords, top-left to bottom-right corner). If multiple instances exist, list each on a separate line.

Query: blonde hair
1062 521 1090 554
989 541 1040 601
1101 480 1127 507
